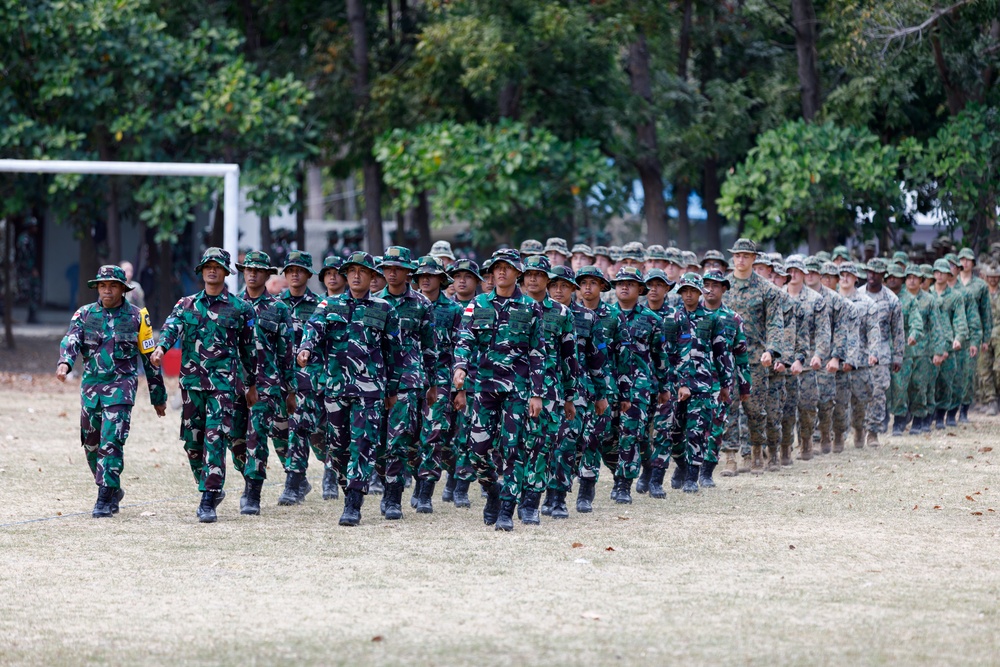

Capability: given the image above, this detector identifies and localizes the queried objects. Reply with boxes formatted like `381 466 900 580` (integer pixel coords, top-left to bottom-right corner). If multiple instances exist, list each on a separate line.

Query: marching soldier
979 265 1000 415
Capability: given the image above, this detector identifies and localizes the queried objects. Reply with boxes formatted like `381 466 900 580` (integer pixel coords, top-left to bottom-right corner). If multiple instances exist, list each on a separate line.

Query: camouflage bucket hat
195 247 234 275
592 245 611 259
702 269 731 288
772 261 788 277
886 264 906 279
892 251 910 266
549 265 579 287
700 249 729 269
958 247 976 262
944 253 960 266
236 250 275 273
282 250 314 275
544 237 571 258
677 272 706 293
643 268 669 286
610 266 647 294
854 262 869 280
728 238 757 255
933 258 952 273
575 265 612 292
608 246 623 261
837 261 861 278
480 258 494 274
571 243 595 258
519 239 544 257
904 263 923 278
664 247 685 267
783 255 806 273
318 255 344 278
381 245 416 270
920 264 935 279
821 261 840 277
804 257 823 273
753 252 772 267
447 258 483 282
429 240 456 261
831 245 851 261
523 254 554 277
645 244 668 261
866 257 889 274
981 264 1000 278
341 251 383 276
491 248 524 273
682 250 701 268
620 242 646 262
414 255 453 285
88 265 134 291
814 250 831 263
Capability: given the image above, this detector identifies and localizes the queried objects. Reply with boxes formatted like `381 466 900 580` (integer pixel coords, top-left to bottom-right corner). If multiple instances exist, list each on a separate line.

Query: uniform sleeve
793 300 808 364
585 317 610 401
528 306 547 399
651 314 670 394
906 298 924 347
813 298 831 361
979 284 992 341
239 301 258 387
58 307 87 370
661 313 679 395
951 294 969 345
931 297 951 355
299 300 327 354
141 345 167 406
278 303 297 392
453 302 476 375
384 307 404 395
156 299 186 351
733 314 751 396
558 311 578 402
418 301 439 388
764 287 784 358
890 298 905 366
964 291 982 347
712 314 734 390
614 313 635 402
865 303 881 360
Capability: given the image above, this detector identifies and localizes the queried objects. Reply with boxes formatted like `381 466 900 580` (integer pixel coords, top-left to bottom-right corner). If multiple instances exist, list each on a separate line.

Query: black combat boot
670 457 687 490
384 482 403 520
610 478 621 502
240 477 250 511
495 499 517 532
410 478 424 509
699 461 717 488
416 479 435 514
212 489 227 508
615 477 633 504
453 479 472 508
892 417 906 437
935 409 946 430
339 489 364 526
960 404 970 423
576 477 596 513
946 408 958 427
635 464 652 494
442 474 456 503
912 415 926 434
241 479 263 515
520 491 541 525
322 468 339 500
648 468 667 499
277 471 305 506
682 464 700 493
197 491 218 523
483 483 501 525
92 486 115 518
110 488 125 515
550 491 569 519
369 473 385 495
298 475 312 502
541 488 555 516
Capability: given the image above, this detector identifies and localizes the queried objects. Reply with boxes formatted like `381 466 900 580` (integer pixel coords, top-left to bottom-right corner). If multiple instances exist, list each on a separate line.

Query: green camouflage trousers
418 392 452 482
936 353 960 411
579 411 618 481
283 389 328 474
669 393 715 466
452 404 476 483
180 389 241 492
467 390 529 503
549 399 591 492
521 399 563 494
835 369 870 436
977 344 999 403
326 396 383 492
723 365 768 453
649 397 676 469
614 396 650 480
706 391 730 464
380 389 422 484
80 403 132 488
958 348 976 407
243 393 289 481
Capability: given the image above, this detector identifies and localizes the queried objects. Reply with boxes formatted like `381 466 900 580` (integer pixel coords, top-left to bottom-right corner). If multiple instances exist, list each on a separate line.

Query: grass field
2 378 1000 666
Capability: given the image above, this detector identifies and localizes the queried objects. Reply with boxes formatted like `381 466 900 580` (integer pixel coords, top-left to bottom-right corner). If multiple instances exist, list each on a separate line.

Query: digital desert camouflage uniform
834 263 880 449
810 260 852 453
157 248 257 496
863 258 905 442
978 270 1000 409
58 266 167 502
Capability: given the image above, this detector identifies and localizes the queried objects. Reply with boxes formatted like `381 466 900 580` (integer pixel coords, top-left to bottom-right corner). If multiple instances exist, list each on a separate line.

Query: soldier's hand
150 348 164 368
55 363 70 382
843 362 854 371
246 385 258 408
386 395 398 410
908 336 917 346
529 396 543 418
740 393 750 403
953 339 962 351
620 400 632 413
426 386 439 405
933 354 943 366
297 350 311 367
564 400 576 421
453 369 467 391
760 351 773 368
285 393 297 413
678 386 692 402
595 398 609 416
970 345 979 358
719 387 730 404
791 360 803 376
869 355 878 367
774 362 786 373
154 404 166 418
657 391 670 406
826 358 840 373
453 390 467 412
892 362 901 373
810 355 822 371
981 342 989 354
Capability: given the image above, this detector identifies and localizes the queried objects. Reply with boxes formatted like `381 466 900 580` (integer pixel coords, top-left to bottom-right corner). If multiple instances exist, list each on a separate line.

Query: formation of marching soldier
58 236 995 528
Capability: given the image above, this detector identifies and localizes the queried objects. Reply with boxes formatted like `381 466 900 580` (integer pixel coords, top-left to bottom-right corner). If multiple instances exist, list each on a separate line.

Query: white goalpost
0 159 241 291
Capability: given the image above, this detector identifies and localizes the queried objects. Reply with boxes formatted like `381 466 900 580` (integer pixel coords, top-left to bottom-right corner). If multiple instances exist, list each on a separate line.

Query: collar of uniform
197 287 230 303
487 285 523 302
347 290 372 303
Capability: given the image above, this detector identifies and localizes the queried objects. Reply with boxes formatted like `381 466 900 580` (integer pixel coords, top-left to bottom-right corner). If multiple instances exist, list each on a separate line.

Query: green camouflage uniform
933 284 969 412
706 303 749 464
979 287 1000 404
891 286 936 420
419 290 464 483
280 285 328 475
958 270 990 407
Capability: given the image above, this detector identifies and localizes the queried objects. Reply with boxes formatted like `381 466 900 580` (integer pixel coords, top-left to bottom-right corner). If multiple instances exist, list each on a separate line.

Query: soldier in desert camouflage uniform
807 260 851 453
836 262 880 449
57 265 167 518
862 258 905 447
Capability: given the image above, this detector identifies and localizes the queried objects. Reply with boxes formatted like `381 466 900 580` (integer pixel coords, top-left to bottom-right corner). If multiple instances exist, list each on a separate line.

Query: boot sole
240 507 260 516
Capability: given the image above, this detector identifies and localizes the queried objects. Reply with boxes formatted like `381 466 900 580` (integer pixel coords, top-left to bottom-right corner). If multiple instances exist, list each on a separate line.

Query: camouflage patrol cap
831 245 851 261
570 243 595 258
544 237 572 258
447 258 483 282
904 264 923 278
958 248 976 262
821 261 840 277
523 254 554 277
519 239 544 257
886 263 906 279
682 250 700 269
814 250 831 263
341 251 383 276
608 245 623 261
643 268 669 286
318 255 344 279
592 245 612 259
920 264 935 279
892 251 910 266
645 244 668 261
491 248 524 273
933 258 952 273
866 257 889 274
677 272 706 294
620 242 646 262
236 250 275 273
429 240 456 261
610 266 647 294
700 249 729 269
753 252 772 267
944 252 960 266
414 255 453 285
381 246 416 270
576 265 612 292
665 247 686 267
281 250 314 275
195 247 234 275
702 269 731 289
728 238 757 255
87 265 134 291
549 265 579 287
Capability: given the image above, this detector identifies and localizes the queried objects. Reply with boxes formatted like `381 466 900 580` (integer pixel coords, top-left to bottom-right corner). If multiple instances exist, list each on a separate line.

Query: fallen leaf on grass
789 545 796 550
979 447 993 453
934 505 942 510
617 516 629 520
57 412 67 418
56 512 62 516
371 636 383 642
605 546 615 552
913 505 919 510
967 495 976 502
972 512 983 516
571 542 584 548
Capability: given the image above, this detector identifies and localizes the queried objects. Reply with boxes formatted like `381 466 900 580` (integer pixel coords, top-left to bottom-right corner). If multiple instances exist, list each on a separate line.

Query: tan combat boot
721 452 738 477
738 453 752 473
780 443 793 466
798 438 813 461
750 446 764 475
853 428 865 449
766 446 781 472
866 430 880 448
832 432 845 453
819 430 832 454
986 401 999 416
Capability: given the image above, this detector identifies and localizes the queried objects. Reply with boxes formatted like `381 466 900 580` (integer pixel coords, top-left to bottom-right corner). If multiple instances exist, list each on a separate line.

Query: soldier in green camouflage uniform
931 259 970 428
277 251 327 506
944 253 981 425
317 255 346 499
957 248 992 419
234 251 296 515
891 264 939 434
453 249 548 532
152 248 258 523
58 265 167 517
298 251 403 526
637 268 675 496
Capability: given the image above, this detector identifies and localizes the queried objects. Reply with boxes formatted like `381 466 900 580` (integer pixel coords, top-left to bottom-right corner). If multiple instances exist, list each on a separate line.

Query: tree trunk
675 182 691 249
78 220 100 311
3 218 15 350
363 161 385 255
678 0 693 81
931 32 968 115
295 167 306 250
807 220 822 254
791 0 822 121
307 165 325 221
628 33 668 245
239 0 261 58
498 82 522 119
210 199 224 249
702 159 722 251
415 191 432 255
260 213 272 258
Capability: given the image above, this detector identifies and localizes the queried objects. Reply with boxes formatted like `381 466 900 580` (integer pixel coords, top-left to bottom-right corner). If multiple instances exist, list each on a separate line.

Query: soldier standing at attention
57 265 167 517
544 238 572 267
151 248 257 523
957 248 991 419
979 265 1000 415
837 262 881 448
752 254 791 471
931 259 969 429
298 252 402 526
891 265 936 435
944 253 981 425
453 249 547 532
807 260 850 453
722 239 783 474
234 251 296 515
864 258 905 446
320 256 347 298
376 247 438 519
